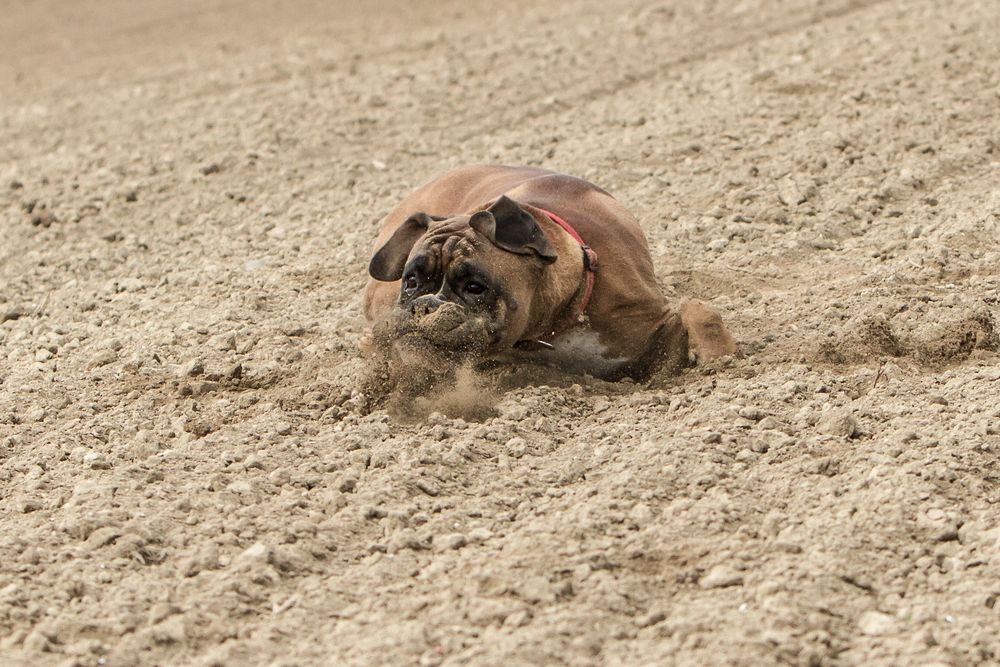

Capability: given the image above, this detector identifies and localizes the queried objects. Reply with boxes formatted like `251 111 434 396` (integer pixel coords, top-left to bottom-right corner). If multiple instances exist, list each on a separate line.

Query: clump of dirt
361 303 499 417
393 364 499 421
818 310 997 366
913 309 998 363
817 314 908 363
359 350 500 422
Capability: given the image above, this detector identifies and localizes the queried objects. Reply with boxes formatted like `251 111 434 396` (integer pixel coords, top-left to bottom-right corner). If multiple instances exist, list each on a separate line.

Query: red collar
537 208 599 324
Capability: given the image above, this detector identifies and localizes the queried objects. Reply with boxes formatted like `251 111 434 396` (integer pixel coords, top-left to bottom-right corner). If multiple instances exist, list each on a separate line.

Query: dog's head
368 196 558 359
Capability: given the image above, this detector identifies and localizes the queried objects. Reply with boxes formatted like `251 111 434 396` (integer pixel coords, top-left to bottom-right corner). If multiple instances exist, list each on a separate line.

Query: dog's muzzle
409 294 446 318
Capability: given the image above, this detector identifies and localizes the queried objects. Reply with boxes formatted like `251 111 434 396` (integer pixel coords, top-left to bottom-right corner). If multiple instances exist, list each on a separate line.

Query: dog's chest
503 328 632 377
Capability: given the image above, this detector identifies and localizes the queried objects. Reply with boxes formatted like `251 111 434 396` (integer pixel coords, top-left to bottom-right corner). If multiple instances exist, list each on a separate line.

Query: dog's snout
410 294 445 317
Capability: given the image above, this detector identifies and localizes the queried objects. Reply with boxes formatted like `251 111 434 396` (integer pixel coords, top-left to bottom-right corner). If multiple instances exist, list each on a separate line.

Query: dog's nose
410 294 445 317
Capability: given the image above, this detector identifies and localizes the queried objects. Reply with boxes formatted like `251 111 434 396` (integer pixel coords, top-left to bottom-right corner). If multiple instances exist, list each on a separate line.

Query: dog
363 165 736 380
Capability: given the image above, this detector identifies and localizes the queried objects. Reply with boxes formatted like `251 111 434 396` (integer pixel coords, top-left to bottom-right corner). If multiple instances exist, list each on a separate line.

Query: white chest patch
500 328 632 377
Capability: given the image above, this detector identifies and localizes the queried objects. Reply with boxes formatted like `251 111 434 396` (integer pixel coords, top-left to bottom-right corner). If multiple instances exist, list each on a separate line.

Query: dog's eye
463 281 487 295
403 275 418 290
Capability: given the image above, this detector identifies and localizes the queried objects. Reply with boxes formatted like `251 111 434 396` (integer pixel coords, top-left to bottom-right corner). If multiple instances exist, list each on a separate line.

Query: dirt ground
2 0 999 665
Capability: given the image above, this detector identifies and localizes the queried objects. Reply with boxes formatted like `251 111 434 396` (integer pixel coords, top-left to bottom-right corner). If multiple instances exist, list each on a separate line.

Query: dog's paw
680 300 737 363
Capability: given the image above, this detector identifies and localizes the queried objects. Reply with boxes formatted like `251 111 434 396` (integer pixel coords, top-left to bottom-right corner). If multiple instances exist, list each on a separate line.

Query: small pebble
818 409 859 437
810 238 838 250
756 416 781 430
707 238 729 252
22 630 50 652
182 359 205 377
89 350 117 368
148 616 187 644
467 527 493 543
234 542 271 569
16 499 42 513
438 533 467 551
629 503 653 524
227 480 253 495
636 610 667 628
147 603 180 625
738 406 766 421
83 452 111 470
505 437 527 458
857 610 897 636
699 566 744 589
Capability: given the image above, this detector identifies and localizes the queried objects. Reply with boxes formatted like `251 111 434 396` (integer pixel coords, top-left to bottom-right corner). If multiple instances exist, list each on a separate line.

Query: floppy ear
368 212 433 281
469 196 557 263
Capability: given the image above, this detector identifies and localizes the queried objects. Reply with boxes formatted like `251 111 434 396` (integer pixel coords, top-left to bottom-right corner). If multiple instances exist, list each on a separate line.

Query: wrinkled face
368 196 558 361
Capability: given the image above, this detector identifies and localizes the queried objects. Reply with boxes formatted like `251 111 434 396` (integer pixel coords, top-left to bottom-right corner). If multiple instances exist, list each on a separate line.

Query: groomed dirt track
2 0 999 665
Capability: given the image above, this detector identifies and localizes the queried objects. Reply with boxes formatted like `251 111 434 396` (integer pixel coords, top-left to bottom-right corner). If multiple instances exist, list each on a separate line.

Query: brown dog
363 165 735 380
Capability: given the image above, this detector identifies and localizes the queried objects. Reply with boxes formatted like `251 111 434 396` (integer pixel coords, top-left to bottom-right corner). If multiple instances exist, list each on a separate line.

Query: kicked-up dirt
1 0 999 665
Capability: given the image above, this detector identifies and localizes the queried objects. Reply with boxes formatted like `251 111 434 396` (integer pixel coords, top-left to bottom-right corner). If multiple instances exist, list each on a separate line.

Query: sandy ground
2 0 1000 665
